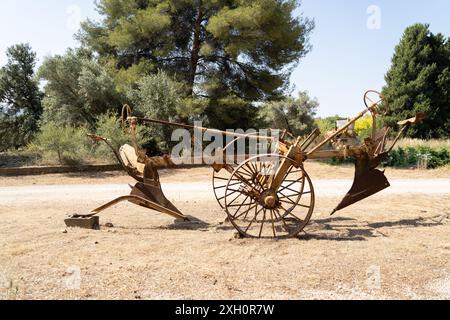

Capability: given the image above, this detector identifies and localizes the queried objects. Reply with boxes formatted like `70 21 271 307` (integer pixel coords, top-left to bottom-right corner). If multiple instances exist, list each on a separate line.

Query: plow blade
129 182 187 220
88 181 189 221
66 182 189 230
332 159 390 215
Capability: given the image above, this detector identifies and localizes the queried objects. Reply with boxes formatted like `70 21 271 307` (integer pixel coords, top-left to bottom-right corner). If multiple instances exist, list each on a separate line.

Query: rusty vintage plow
67 90 425 238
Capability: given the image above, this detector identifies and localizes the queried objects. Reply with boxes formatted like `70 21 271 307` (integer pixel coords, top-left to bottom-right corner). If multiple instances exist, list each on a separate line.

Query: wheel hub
260 190 279 209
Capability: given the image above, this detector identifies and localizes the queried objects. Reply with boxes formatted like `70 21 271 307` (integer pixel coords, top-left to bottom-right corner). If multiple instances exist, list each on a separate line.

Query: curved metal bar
75 195 189 221
121 104 133 132
222 131 263 153
87 134 144 183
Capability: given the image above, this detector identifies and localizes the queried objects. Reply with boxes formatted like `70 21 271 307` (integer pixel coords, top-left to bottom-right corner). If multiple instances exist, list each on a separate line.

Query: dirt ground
1 162 450 300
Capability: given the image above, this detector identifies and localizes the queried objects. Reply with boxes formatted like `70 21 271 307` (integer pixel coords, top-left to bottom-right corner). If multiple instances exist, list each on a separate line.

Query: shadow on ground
163 216 211 231
98 211 449 241
65 171 122 179
300 214 449 241
0 153 36 168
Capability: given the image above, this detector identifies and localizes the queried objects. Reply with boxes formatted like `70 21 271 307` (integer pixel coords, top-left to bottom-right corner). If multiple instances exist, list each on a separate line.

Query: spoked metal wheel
224 154 315 239
213 164 239 210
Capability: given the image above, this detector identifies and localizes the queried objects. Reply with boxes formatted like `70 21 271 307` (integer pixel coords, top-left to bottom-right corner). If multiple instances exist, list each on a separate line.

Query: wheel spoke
249 161 259 176
281 179 304 183
215 176 240 181
228 191 245 207
280 204 303 222
288 170 305 175
234 172 260 192
236 169 253 178
243 201 257 220
278 188 311 196
245 207 264 233
259 209 267 238
269 209 277 237
281 165 294 181
244 163 256 175
280 185 303 195
236 203 258 220
218 189 240 201
278 179 301 193
274 208 291 233
229 196 250 211
232 195 250 217
279 193 301 200
278 190 297 204
239 165 254 177
214 181 241 190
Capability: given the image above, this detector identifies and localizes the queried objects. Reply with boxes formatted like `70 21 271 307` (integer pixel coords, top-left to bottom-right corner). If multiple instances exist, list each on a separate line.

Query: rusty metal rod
307 108 371 156
300 128 321 151
135 117 276 141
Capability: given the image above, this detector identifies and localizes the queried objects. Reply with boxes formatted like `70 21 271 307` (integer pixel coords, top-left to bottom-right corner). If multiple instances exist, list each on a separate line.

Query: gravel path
1 179 449 205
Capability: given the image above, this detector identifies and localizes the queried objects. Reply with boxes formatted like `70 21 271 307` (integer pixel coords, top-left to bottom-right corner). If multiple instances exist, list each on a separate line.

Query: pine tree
78 0 314 129
382 24 450 138
0 44 43 150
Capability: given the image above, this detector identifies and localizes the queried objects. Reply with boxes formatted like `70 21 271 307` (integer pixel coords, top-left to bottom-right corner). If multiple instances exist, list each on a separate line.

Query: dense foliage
258 91 318 136
28 122 89 165
0 44 43 150
38 48 123 127
315 116 339 135
384 146 450 169
93 112 147 160
382 23 450 139
78 0 314 129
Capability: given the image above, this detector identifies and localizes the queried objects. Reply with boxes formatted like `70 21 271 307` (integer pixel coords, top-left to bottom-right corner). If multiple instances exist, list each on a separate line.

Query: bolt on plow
66 90 425 239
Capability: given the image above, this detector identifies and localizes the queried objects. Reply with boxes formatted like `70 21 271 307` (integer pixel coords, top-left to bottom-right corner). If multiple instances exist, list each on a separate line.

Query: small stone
105 222 114 228
61 229 68 234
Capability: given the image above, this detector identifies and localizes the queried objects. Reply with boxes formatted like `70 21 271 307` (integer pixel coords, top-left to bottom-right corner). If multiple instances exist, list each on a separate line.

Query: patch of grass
392 138 450 150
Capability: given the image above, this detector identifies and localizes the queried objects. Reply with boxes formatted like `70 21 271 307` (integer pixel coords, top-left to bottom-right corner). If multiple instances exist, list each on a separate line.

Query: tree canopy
79 0 314 129
0 44 42 150
258 91 318 136
38 48 123 127
382 23 450 139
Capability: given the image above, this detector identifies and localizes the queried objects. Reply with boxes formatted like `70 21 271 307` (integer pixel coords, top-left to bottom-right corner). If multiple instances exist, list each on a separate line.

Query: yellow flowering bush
354 115 374 139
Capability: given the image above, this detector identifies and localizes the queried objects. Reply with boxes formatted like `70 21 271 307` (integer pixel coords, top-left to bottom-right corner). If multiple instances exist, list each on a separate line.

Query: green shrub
384 146 450 169
28 122 89 165
322 142 450 169
91 113 148 161
315 116 339 134
92 113 129 161
126 71 185 151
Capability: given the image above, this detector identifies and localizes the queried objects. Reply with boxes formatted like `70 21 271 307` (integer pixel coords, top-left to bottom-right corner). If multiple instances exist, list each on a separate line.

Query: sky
0 0 449 117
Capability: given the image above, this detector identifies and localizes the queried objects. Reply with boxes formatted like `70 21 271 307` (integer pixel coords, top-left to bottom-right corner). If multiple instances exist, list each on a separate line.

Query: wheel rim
213 164 238 210
224 154 315 239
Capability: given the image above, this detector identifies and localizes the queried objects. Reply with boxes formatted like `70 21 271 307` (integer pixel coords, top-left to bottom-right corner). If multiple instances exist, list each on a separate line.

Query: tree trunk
189 4 203 96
